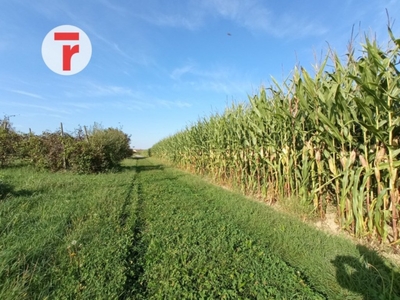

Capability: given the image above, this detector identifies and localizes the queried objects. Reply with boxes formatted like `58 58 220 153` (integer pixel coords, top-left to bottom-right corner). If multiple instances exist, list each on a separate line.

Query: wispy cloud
98 0 130 17
141 13 203 30
88 29 133 60
61 101 101 110
202 0 327 38
63 83 183 112
21 112 65 120
16 0 75 23
271 14 328 38
367 1 400 40
170 63 231 81
170 64 195 80
157 100 192 108
109 94 191 111
137 0 326 38
63 82 137 98
0 101 69 114
87 84 135 97
8 89 45 99
135 1 204 30
170 63 255 96
86 24 157 68
112 99 156 111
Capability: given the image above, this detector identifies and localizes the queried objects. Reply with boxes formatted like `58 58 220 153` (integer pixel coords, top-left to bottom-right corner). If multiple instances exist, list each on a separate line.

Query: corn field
152 29 400 245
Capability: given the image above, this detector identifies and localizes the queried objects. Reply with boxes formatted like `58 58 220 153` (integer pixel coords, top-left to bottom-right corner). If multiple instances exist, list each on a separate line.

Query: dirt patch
314 211 339 232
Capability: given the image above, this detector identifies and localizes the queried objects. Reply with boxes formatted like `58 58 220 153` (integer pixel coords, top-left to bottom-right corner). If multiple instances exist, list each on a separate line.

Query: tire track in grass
119 168 137 229
135 160 327 299
120 159 148 299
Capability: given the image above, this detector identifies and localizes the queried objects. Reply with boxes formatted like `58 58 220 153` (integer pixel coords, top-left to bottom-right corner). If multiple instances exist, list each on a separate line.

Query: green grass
0 158 399 299
136 163 324 299
0 163 138 298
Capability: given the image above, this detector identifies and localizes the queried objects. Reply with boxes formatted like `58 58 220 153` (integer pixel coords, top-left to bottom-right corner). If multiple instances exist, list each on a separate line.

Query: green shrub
87 127 132 170
68 140 108 174
0 127 22 167
0 121 132 174
26 132 74 172
62 126 132 173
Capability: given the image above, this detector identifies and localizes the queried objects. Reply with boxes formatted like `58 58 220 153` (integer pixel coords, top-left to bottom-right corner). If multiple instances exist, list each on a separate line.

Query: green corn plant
151 27 400 245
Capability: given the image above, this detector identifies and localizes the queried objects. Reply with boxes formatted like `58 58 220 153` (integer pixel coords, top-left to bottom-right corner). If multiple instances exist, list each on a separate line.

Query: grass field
1 158 399 299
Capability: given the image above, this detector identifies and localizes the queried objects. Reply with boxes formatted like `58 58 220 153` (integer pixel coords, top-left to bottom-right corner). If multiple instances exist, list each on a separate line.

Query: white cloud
143 13 203 30
98 0 129 17
112 99 156 111
203 0 241 18
8 89 44 99
202 0 327 38
61 101 101 110
171 63 233 81
63 82 136 98
0 101 69 114
169 62 255 97
138 0 327 38
157 100 192 108
170 64 195 80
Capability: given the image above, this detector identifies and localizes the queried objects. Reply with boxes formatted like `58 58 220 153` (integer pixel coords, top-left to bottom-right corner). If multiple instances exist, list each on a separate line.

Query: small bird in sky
227 32 231 36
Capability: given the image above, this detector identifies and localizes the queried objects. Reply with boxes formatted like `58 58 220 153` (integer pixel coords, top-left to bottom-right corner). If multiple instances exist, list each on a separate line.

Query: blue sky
1 0 399 149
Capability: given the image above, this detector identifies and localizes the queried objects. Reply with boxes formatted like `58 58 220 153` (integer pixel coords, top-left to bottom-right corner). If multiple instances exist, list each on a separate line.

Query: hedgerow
0 118 132 173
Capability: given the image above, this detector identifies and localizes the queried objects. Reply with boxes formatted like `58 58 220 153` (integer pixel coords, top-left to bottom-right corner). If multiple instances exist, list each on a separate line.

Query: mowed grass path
0 158 399 299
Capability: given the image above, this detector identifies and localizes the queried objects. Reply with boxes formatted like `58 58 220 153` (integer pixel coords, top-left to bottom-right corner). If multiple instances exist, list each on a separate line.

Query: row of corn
152 29 400 245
